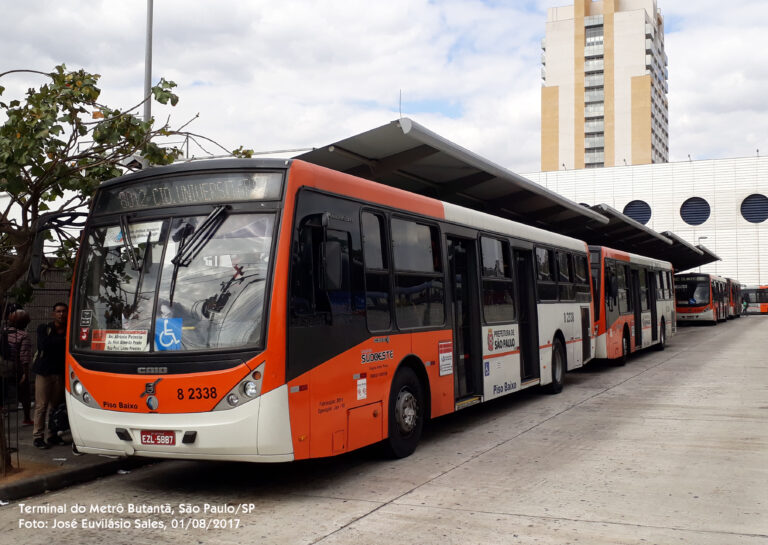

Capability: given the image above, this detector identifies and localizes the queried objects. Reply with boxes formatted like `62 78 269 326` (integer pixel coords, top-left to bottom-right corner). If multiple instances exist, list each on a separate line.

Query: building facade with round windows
524 155 768 284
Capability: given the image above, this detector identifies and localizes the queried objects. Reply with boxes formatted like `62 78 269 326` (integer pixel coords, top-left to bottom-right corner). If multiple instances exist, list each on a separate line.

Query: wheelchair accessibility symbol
155 318 182 350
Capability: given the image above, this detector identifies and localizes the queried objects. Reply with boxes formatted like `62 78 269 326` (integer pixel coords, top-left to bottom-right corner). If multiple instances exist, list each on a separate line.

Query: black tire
543 338 565 394
617 329 630 366
384 366 425 458
655 320 666 351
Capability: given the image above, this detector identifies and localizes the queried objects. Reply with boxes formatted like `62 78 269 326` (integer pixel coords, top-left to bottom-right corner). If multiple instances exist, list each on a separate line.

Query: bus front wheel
385 366 424 458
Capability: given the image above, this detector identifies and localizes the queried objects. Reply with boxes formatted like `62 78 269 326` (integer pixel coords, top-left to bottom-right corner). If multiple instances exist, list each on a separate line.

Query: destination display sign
94 171 284 214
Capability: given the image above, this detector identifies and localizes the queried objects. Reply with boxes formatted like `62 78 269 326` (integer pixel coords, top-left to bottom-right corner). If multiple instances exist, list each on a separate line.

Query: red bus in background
675 273 728 325
742 285 768 314
589 246 675 363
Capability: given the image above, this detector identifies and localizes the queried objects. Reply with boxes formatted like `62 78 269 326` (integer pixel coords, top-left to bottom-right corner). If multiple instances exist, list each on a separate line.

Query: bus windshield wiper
119 215 140 270
169 205 228 306
129 232 152 314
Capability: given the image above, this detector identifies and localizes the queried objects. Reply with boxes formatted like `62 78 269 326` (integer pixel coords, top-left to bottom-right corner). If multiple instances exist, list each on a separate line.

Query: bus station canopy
559 204 721 272
297 118 719 272
297 118 609 230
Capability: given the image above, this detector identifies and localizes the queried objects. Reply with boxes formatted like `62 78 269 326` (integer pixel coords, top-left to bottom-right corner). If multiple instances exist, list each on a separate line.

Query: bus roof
590 245 673 270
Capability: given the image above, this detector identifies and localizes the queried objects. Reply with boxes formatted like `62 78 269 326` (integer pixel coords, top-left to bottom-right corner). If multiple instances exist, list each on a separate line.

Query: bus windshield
675 276 710 306
73 212 274 353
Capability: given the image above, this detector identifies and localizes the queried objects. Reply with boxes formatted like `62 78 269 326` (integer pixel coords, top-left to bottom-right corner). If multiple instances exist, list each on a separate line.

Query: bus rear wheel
385 366 424 458
543 338 565 395
617 330 630 366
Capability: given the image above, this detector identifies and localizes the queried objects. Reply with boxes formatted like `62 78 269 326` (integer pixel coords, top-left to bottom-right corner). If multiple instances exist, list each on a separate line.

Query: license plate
140 430 176 446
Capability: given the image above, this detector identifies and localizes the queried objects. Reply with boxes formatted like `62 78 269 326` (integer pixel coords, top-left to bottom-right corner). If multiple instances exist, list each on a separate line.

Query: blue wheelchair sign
155 318 182 350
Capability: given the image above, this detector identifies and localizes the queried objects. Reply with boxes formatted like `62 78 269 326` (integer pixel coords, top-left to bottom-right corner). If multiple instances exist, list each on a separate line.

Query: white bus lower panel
677 309 715 322
68 385 294 463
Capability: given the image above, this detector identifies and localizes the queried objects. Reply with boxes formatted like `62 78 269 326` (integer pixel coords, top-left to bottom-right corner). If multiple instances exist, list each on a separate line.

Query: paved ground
0 316 765 545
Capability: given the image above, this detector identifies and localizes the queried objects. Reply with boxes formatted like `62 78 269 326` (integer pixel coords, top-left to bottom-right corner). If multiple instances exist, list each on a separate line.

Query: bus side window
290 216 352 325
556 251 574 301
392 218 444 329
639 269 649 311
361 211 392 331
573 254 590 303
617 265 630 314
536 247 557 301
480 237 516 323
291 216 328 323
605 262 618 311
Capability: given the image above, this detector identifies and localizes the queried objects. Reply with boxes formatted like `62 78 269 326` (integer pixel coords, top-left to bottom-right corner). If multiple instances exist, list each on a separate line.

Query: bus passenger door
514 249 539 381
580 307 591 362
631 269 642 348
448 237 482 402
649 271 658 342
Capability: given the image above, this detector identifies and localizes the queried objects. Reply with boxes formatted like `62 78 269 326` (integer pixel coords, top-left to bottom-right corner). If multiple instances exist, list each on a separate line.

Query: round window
622 200 652 225
680 197 711 226
740 194 768 224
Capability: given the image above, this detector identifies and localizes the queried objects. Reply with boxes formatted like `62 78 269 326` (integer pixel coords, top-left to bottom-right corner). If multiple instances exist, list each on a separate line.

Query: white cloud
1 0 766 175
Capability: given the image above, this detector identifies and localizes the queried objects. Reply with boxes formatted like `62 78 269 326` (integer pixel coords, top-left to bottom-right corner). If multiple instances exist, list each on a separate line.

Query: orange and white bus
589 246 674 363
742 285 768 314
56 159 597 462
725 278 742 319
674 273 727 324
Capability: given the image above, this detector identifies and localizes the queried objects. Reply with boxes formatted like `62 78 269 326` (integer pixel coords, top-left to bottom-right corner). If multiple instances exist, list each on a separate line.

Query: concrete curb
0 457 153 502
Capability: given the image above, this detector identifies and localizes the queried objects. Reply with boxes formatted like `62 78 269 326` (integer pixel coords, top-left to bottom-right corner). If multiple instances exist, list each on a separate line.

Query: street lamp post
143 0 154 123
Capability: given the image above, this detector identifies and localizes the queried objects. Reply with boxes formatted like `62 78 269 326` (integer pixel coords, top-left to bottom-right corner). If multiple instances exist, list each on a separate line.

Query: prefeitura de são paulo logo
487 329 494 352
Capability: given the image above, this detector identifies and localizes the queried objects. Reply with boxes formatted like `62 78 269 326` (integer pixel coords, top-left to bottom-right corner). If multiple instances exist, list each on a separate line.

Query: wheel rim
394 388 419 435
623 336 628 357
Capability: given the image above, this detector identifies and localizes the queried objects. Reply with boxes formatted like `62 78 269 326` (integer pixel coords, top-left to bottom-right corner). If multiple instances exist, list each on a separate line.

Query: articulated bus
674 273 728 324
589 246 674 363
726 278 742 319
60 159 597 462
742 285 768 314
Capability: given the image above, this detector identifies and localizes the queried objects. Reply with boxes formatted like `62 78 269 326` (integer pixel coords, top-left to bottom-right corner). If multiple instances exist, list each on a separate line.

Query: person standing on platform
32 302 67 449
5 309 33 425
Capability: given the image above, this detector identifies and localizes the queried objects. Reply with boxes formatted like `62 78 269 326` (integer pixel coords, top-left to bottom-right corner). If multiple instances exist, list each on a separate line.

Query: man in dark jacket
32 302 68 449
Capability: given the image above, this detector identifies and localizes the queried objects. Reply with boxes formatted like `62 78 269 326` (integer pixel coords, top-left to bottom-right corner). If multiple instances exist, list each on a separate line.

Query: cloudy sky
2 0 766 173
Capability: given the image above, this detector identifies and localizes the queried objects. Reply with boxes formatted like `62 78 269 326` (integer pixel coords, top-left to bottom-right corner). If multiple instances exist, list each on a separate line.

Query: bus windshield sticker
155 318 183 351
103 222 163 248
79 310 92 327
94 330 149 352
438 341 453 376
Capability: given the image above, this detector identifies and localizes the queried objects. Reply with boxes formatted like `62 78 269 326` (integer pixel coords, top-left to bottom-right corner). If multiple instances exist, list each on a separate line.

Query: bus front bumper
67 385 294 463
676 308 715 322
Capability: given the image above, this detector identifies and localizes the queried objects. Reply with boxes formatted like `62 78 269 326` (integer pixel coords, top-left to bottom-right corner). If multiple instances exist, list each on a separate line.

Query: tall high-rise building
541 0 669 171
